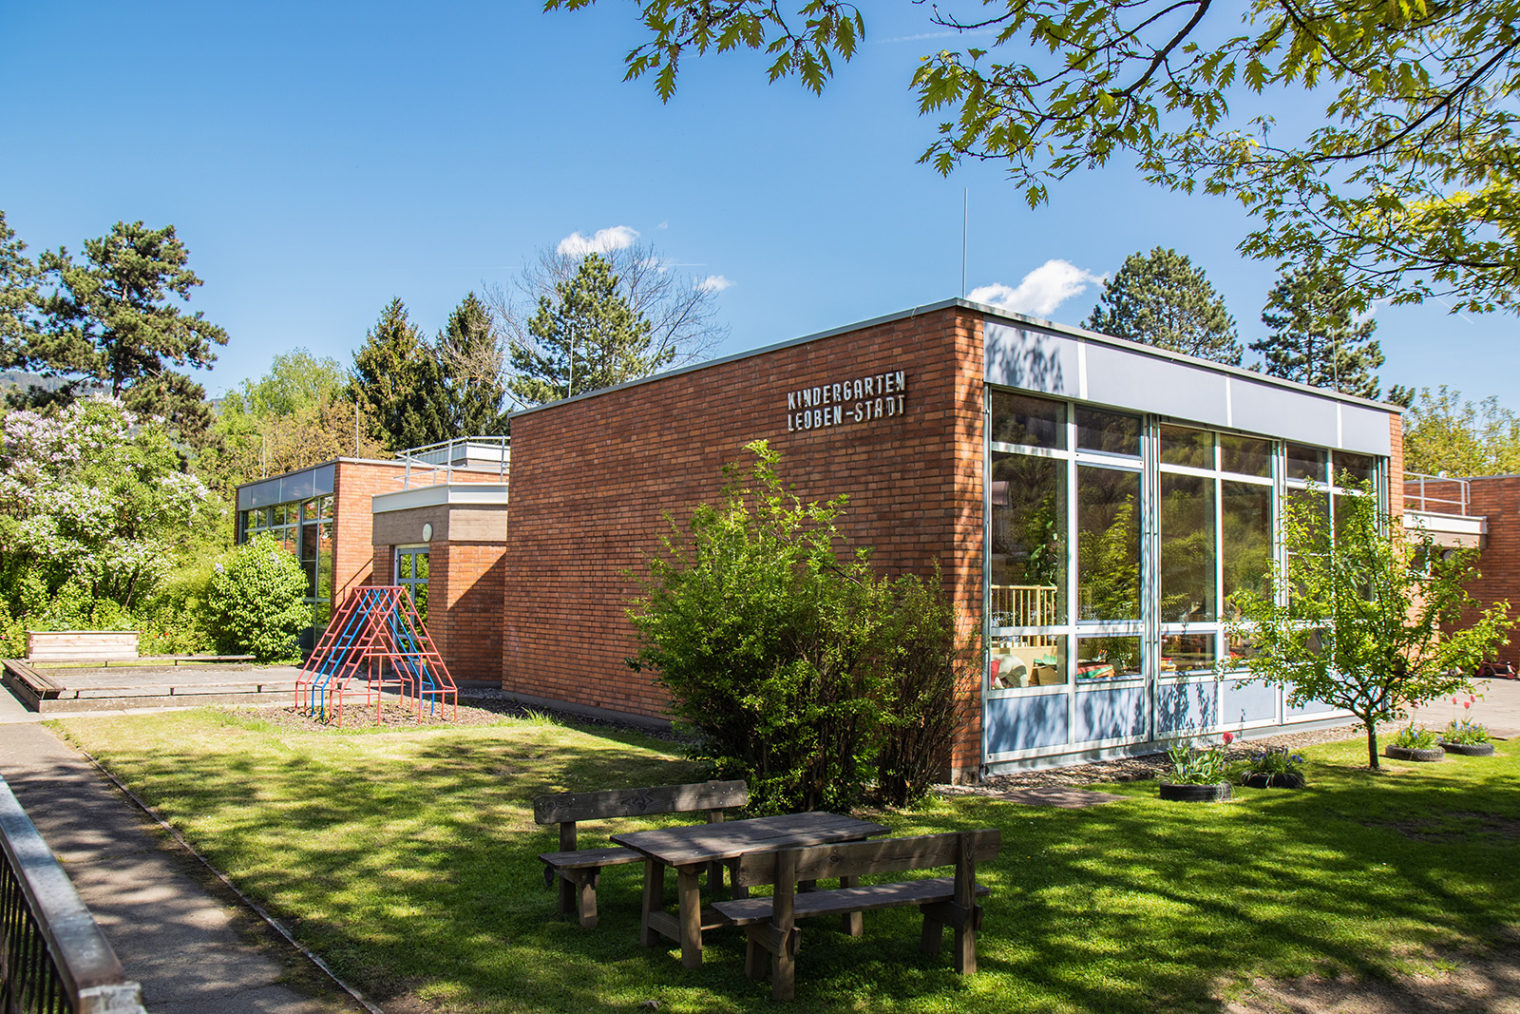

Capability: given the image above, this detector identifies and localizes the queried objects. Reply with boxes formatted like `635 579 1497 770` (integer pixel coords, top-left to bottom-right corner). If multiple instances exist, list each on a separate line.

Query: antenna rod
961 188 968 297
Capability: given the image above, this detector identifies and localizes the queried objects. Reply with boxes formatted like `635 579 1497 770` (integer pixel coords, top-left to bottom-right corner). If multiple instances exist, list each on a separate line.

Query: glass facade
986 389 1386 726
239 495 335 629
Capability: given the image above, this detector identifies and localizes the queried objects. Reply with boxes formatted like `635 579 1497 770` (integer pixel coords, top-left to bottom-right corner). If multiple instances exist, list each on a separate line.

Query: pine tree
508 253 667 407
438 292 508 435
1083 247 1242 364
350 299 452 452
1252 266 1385 399
33 220 228 398
0 211 40 367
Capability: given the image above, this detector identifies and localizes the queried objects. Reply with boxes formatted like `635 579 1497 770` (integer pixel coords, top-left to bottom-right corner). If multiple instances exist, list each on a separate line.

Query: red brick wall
502 306 987 777
1388 413 1405 518
334 461 414 607
1456 476 1520 655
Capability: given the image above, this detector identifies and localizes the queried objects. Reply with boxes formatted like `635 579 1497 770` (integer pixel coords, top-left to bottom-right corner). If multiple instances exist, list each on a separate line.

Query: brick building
243 300 1405 777
1404 474 1520 656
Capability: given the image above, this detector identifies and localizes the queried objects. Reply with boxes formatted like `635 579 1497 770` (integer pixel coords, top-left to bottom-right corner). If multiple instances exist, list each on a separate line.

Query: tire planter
1159 781 1233 802
1440 741 1496 756
1384 745 1445 762
1240 772 1307 790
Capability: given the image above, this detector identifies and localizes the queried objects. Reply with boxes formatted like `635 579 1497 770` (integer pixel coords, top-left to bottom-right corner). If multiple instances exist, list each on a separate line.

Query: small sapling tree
1230 485 1507 769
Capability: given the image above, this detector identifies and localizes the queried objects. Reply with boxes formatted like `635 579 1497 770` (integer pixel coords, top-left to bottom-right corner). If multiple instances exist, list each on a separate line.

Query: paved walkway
0 684 362 1013
1405 676 1520 737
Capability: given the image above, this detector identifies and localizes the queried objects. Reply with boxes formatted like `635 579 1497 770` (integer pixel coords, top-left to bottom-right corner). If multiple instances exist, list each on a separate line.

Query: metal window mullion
1065 402 1079 738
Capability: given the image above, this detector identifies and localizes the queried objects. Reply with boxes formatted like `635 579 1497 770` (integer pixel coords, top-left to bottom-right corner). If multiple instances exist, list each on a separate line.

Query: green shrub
140 555 219 655
873 568 964 807
629 441 961 813
205 536 310 662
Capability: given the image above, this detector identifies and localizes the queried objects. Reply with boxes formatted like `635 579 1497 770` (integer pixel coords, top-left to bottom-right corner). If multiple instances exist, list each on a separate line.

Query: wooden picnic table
612 811 890 968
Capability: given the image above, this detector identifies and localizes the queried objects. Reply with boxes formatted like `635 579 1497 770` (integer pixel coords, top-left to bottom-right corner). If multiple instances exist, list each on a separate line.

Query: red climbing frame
295 585 458 726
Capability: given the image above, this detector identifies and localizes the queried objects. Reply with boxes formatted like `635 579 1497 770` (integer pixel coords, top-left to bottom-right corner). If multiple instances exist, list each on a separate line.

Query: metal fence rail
0 775 144 1014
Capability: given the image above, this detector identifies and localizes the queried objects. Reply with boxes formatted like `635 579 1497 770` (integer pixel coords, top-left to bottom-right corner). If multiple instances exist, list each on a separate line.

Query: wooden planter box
26 630 139 663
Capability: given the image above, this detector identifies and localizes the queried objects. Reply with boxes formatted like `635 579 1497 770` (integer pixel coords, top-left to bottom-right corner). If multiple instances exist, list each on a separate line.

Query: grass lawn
53 710 1520 1013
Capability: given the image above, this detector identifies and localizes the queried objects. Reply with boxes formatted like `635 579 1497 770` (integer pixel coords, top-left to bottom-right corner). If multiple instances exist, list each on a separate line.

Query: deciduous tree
547 1 1520 313
1230 488 1507 769
1084 247 1242 364
1402 386 1520 477
1252 266 1385 399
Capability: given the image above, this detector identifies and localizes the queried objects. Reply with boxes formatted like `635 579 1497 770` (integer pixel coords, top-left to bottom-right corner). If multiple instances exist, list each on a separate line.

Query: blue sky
2 1 1514 406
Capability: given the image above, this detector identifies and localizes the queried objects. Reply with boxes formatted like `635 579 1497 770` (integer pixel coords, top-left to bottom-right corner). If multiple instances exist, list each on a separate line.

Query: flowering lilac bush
0 396 216 633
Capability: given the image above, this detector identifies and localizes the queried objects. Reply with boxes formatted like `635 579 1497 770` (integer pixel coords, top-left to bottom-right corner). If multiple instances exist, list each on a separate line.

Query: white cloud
696 274 732 293
968 259 1103 317
557 225 640 258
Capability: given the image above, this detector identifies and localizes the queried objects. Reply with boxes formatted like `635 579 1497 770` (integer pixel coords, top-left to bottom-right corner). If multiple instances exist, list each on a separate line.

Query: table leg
640 859 666 948
677 866 703 968
839 875 862 936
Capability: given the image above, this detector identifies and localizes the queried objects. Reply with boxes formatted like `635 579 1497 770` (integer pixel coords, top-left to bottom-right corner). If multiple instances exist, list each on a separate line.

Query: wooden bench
711 828 1001 1001
534 779 748 929
25 630 138 663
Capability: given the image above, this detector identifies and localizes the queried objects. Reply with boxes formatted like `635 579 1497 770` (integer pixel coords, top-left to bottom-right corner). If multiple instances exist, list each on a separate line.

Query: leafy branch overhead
547 0 1520 313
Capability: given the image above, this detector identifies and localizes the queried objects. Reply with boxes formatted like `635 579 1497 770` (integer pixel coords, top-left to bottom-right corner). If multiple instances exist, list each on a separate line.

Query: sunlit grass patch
52 712 1520 1013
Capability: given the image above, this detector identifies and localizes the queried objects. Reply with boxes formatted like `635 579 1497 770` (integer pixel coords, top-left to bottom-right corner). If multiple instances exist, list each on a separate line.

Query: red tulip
1223 731 1235 744
1465 701 1472 709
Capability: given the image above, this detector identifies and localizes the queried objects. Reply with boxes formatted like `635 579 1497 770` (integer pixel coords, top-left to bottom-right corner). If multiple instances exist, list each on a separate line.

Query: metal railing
395 435 510 490
1404 472 1472 517
1 775 145 1014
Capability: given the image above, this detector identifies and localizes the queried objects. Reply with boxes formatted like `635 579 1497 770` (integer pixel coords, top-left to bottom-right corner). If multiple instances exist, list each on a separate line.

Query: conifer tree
350 298 451 452
33 220 228 399
1084 247 1242 364
508 253 666 407
438 292 508 435
1252 266 1385 399
0 211 40 366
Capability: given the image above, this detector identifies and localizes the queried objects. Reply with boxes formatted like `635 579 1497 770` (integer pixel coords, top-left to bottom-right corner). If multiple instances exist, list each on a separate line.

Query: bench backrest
533 779 749 825
730 829 1001 888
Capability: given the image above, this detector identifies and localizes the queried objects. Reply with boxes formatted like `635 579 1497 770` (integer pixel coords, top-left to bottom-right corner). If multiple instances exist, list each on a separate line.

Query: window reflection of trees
990 452 1066 625
1077 467 1140 621
1160 473 1215 622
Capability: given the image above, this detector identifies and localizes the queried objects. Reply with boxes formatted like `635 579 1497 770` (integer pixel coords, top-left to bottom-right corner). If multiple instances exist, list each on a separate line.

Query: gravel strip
939 724 1363 794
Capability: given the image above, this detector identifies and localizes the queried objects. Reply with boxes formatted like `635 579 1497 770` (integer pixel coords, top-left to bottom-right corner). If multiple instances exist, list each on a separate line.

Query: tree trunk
1366 725 1379 769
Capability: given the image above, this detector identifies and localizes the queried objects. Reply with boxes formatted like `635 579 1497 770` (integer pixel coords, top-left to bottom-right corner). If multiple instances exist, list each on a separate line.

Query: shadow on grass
55 714 1520 1014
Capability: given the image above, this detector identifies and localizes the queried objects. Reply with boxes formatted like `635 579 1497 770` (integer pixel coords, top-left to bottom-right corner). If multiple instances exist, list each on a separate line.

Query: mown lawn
53 710 1520 1013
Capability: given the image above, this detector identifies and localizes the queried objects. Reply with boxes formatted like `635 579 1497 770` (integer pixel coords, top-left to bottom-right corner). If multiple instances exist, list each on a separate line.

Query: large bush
205 536 310 662
629 441 964 813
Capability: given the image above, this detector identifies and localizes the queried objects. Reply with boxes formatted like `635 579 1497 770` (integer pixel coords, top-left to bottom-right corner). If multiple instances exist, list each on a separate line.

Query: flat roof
508 297 1404 421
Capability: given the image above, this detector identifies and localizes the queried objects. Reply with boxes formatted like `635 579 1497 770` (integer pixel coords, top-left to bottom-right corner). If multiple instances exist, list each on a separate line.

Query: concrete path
1405 676 1520 737
0 684 363 1014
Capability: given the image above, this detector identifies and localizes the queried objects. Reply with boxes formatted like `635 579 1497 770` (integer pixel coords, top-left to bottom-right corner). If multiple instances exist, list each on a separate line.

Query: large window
986 389 1386 710
238 494 335 627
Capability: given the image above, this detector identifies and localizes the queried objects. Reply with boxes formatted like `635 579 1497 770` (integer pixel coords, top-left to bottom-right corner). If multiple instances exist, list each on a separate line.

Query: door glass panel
1077 466 1141 621
1160 473 1216 622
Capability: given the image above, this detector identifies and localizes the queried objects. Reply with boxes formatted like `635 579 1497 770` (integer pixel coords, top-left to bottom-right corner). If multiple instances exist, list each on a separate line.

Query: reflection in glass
1160 425 1213 468
1333 451 1378 487
989 636 1067 689
1076 406 1140 455
1077 466 1141 621
990 452 1067 625
1286 488 1330 608
1222 480 1272 618
1226 630 1259 668
317 523 334 604
1219 434 1273 477
1160 473 1216 622
413 554 429 621
1161 633 1217 676
990 390 1066 449
1076 636 1142 680
1285 443 1327 482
